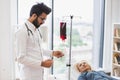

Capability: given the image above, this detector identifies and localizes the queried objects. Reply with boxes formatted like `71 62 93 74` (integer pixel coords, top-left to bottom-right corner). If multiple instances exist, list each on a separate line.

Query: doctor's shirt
15 20 52 80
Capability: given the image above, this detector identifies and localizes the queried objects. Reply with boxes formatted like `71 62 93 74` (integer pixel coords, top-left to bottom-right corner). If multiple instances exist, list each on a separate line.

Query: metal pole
66 15 73 80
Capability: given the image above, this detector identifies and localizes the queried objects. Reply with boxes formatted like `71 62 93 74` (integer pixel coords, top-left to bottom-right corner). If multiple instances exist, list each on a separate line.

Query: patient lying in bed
75 60 118 80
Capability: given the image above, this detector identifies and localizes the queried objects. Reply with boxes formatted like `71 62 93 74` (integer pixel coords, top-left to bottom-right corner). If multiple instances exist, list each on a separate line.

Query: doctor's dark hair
30 3 51 16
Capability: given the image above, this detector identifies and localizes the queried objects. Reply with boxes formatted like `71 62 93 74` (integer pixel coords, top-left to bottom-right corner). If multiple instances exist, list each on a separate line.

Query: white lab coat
15 20 53 80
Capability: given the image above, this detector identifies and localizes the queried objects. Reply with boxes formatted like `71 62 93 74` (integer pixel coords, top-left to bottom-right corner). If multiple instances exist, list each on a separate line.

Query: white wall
103 0 120 72
103 0 112 72
0 0 17 79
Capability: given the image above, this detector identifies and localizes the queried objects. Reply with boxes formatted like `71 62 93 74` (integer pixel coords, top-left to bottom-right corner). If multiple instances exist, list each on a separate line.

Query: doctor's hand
52 51 64 58
41 59 53 68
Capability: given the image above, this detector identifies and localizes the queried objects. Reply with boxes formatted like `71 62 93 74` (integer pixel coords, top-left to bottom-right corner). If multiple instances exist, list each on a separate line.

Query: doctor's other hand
52 51 64 58
41 59 53 68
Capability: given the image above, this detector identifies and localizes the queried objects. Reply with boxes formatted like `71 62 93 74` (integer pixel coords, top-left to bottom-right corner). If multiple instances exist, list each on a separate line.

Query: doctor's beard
33 17 41 28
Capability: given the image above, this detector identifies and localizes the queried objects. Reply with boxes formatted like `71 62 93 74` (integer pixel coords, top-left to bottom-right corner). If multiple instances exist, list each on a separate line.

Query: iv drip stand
66 15 73 80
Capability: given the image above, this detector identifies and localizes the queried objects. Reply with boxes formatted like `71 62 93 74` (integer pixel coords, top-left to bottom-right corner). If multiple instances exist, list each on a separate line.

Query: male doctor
15 3 64 80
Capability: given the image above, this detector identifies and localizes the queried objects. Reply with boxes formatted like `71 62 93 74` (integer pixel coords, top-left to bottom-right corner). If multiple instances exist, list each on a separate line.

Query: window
53 0 93 80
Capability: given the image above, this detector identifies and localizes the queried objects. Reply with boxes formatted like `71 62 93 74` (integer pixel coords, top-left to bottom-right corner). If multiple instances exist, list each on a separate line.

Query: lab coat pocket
46 74 56 80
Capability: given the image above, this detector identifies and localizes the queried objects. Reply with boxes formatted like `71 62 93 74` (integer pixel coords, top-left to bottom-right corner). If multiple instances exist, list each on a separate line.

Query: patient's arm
78 72 88 80
78 76 86 80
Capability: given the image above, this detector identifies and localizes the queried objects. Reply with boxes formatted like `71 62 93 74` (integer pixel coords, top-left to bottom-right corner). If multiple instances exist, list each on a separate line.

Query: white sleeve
42 49 53 57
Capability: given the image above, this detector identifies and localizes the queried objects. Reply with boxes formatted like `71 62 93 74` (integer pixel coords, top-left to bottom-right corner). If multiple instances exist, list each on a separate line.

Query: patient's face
77 61 91 73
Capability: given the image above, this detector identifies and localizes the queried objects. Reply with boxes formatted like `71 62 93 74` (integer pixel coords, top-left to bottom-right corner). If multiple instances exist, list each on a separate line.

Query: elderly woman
75 60 118 80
